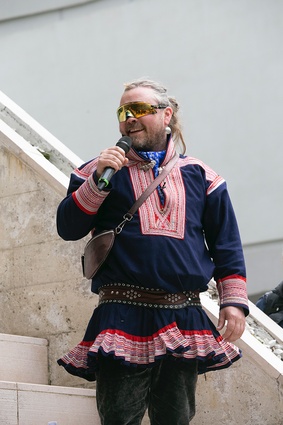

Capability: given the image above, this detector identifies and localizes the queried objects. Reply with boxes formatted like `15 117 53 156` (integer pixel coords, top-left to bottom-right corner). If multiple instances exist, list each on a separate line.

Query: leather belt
98 283 201 309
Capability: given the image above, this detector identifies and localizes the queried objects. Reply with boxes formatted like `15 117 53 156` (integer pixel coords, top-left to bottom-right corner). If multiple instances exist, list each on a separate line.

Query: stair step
0 381 99 425
0 333 48 385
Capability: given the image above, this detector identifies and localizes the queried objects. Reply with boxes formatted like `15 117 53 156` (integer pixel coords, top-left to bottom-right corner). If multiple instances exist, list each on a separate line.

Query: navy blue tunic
57 140 249 381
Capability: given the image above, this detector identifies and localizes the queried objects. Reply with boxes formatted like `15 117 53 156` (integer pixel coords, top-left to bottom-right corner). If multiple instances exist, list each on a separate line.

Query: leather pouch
81 230 115 279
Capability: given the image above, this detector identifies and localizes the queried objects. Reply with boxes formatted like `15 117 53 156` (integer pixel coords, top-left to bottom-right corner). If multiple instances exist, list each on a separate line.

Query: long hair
123 78 186 154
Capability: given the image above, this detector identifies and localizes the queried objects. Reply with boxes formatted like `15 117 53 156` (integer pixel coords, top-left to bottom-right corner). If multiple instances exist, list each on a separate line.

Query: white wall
0 0 282 293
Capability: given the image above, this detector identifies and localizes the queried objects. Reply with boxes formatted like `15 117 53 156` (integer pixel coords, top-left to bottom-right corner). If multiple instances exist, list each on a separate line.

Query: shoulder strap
115 152 179 234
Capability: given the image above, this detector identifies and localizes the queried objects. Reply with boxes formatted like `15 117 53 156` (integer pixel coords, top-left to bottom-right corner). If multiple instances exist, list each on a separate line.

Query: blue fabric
57 153 246 296
57 301 242 380
57 142 247 383
138 150 166 205
138 150 166 177
256 295 267 311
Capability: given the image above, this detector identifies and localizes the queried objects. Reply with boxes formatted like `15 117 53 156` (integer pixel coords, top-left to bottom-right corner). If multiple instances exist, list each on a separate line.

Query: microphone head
116 136 132 153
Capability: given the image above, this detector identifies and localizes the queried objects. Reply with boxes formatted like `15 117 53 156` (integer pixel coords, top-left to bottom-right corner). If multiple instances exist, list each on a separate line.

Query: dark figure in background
56 78 249 425
256 281 283 328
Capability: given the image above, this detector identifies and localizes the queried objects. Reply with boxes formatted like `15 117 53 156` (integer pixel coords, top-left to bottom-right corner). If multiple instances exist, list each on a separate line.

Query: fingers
217 306 246 342
221 317 245 342
97 146 128 178
217 310 226 332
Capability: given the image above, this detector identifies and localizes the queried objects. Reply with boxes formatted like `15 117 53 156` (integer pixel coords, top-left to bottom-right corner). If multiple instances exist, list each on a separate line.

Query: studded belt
98 283 201 309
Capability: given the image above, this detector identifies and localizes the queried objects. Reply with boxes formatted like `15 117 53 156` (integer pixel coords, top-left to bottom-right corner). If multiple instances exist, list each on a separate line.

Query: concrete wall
0 0 282 296
0 128 95 389
195 357 283 425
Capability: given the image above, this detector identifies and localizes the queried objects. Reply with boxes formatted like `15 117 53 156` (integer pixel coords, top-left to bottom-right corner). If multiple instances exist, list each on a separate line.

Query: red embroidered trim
60 322 241 370
73 175 108 214
217 276 248 308
129 164 185 238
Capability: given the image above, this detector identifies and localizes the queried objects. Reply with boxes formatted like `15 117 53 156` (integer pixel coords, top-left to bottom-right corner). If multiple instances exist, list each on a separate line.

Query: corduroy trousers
96 354 198 425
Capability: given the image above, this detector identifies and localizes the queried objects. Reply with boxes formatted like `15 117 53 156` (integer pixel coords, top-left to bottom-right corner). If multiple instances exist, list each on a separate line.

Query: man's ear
164 106 173 126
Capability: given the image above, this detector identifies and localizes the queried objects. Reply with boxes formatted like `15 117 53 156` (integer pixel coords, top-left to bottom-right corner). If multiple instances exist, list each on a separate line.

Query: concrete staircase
0 333 99 425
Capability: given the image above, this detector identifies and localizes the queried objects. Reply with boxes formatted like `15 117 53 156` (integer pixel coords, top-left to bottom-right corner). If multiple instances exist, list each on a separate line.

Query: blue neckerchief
138 150 166 205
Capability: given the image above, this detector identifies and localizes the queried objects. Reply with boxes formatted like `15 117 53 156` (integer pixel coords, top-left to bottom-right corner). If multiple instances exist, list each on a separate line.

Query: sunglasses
117 101 167 122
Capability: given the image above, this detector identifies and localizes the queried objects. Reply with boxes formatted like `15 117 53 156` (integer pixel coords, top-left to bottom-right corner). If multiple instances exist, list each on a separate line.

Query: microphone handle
97 136 132 191
97 167 115 191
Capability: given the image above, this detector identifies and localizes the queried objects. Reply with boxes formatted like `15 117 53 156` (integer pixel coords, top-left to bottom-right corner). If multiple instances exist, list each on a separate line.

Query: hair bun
168 96 179 112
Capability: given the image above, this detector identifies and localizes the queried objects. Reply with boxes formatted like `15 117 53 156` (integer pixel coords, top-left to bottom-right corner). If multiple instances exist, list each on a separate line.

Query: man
57 78 249 424
256 281 283 327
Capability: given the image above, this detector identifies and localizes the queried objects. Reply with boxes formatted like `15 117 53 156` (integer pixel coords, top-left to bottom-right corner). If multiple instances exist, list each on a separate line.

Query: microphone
97 136 132 191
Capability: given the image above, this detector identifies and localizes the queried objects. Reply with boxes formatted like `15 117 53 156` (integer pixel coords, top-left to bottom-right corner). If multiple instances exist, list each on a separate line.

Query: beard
127 126 167 152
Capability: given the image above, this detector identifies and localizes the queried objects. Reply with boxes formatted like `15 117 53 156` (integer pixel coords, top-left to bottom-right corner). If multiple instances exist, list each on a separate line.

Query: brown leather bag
81 153 179 280
81 229 115 279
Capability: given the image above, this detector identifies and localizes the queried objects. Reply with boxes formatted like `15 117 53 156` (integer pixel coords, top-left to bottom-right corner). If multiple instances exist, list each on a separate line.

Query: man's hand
96 146 129 179
217 306 246 342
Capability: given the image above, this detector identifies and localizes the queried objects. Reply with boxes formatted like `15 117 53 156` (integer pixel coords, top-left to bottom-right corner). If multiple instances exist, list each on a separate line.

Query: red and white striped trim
60 322 241 371
72 158 98 180
180 157 225 195
72 174 108 214
129 164 185 238
217 275 248 308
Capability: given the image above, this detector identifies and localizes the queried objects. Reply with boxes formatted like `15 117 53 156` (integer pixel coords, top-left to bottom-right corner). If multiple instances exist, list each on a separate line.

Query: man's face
118 87 172 151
